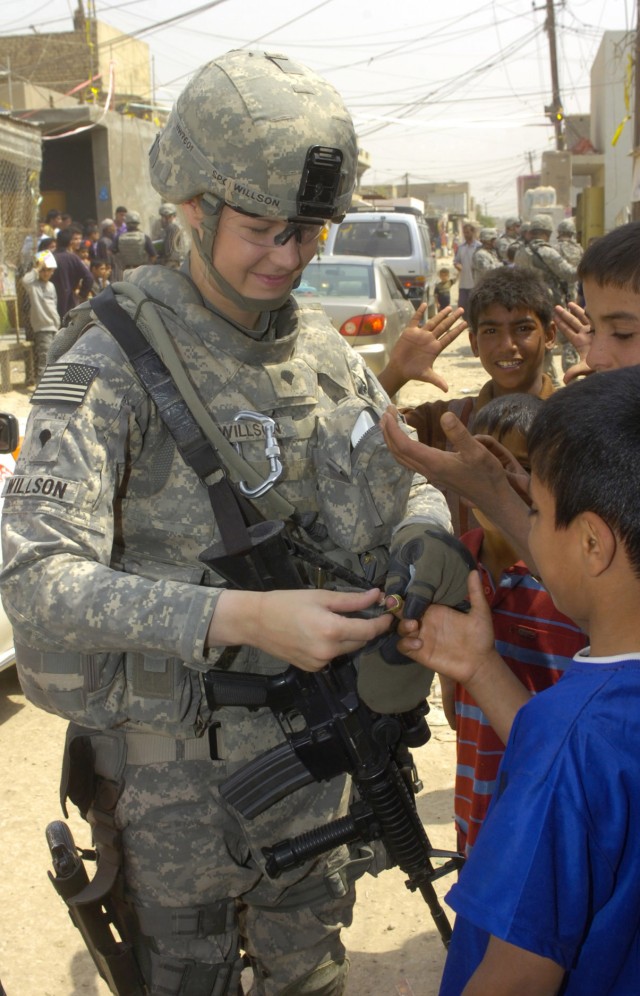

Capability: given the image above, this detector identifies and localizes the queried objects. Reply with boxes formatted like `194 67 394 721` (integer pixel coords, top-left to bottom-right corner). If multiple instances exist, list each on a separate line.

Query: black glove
356 526 475 712
386 524 476 622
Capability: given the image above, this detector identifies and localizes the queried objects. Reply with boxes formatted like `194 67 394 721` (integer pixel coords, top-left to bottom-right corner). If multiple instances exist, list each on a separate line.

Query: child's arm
381 407 535 567
397 571 529 744
553 302 590 359
463 936 565 995
377 306 467 397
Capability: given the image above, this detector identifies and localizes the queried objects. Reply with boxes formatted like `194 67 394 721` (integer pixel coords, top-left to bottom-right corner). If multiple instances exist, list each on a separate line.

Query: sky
0 0 636 217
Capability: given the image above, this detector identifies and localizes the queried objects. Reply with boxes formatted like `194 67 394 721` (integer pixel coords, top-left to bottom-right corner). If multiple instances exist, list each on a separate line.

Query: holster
47 819 146 995
50 725 146 994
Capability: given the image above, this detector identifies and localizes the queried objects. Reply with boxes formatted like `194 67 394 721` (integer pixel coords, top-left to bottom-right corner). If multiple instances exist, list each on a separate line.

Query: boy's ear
544 320 557 351
468 330 479 357
579 511 616 577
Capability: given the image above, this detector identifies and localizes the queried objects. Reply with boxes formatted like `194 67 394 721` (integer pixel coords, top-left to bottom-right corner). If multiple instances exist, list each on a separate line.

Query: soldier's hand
386 524 475 621
355 527 474 713
212 587 393 673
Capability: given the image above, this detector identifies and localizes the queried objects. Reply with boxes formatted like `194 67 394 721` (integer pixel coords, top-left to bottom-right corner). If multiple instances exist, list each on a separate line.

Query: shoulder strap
90 285 296 555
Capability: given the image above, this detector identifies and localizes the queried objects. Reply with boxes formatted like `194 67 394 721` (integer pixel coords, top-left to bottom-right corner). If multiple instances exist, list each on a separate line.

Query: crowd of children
16 201 640 991
380 220 640 993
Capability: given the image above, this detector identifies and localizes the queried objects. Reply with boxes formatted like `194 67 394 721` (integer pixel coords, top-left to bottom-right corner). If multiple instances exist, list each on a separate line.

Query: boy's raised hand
554 302 591 358
377 305 467 397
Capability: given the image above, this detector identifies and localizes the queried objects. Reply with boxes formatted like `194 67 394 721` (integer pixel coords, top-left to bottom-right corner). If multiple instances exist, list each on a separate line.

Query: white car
296 255 416 377
0 413 20 671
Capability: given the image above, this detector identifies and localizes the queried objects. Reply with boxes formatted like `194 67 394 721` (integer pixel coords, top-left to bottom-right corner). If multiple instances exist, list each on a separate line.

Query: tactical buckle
232 410 283 498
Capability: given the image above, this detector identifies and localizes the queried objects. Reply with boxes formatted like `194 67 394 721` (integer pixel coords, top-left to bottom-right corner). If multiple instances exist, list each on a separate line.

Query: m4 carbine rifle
201 518 463 948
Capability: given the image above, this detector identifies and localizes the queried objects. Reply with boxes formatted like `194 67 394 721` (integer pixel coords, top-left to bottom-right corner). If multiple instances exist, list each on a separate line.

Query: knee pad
278 957 349 996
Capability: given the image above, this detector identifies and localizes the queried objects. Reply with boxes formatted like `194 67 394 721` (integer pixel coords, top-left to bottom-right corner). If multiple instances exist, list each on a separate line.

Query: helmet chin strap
190 198 295 316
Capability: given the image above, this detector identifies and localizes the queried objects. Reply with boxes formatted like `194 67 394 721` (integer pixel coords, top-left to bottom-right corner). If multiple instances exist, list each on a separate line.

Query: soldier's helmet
125 211 141 226
148 49 358 224
479 227 498 242
159 203 177 217
530 214 554 233
557 219 576 236
505 216 521 229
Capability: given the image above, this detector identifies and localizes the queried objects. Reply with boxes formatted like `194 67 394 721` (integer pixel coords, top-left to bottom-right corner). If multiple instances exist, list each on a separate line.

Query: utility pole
527 150 535 173
544 0 565 151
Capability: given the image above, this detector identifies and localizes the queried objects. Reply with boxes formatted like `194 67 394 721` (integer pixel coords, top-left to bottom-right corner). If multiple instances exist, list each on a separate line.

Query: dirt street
0 291 489 996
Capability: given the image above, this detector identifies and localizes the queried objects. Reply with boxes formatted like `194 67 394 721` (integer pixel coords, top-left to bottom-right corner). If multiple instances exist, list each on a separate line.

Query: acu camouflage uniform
0 262 450 995
516 240 579 375
495 234 516 262
556 237 583 302
515 239 576 307
158 220 187 270
471 245 502 282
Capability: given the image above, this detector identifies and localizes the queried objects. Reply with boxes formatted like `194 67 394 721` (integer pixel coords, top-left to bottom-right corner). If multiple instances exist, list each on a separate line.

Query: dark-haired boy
379 267 556 533
397 365 640 994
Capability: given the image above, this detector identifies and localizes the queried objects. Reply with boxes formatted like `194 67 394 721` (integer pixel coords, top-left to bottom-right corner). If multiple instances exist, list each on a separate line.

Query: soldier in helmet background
471 228 502 282
496 217 521 262
112 210 157 271
514 213 579 379
0 50 471 996
156 202 187 270
556 218 583 293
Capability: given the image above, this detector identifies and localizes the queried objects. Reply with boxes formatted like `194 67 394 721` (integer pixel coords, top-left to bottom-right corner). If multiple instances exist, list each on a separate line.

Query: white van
323 206 438 314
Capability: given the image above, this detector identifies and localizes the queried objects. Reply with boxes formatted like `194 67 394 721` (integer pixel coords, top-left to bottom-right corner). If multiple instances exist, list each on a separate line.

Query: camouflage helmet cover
149 49 358 222
557 218 576 235
125 210 141 225
530 213 554 233
159 202 177 216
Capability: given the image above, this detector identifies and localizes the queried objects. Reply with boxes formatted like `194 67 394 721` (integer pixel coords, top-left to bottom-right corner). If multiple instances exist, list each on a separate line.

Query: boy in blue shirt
396 365 640 994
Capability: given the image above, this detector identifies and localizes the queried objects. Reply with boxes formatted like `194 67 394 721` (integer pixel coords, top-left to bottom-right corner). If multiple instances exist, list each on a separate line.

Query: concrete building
590 29 634 230
0 3 151 108
517 30 633 241
0 5 163 235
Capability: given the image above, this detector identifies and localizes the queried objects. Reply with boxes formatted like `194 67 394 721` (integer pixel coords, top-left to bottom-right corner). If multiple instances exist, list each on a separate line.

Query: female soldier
1 50 468 995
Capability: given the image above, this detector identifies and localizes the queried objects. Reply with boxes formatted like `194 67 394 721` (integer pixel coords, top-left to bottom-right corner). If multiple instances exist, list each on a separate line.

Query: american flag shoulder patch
31 362 99 407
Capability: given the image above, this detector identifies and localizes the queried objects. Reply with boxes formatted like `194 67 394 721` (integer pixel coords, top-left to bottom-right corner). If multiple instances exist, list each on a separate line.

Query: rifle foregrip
220 740 315 819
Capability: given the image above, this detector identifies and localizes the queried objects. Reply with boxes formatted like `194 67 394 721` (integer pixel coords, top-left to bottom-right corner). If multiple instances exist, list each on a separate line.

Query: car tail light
401 276 425 292
339 314 386 336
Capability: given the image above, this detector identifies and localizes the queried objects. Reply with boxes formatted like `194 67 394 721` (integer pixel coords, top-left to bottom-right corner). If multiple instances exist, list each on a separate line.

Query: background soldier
496 216 521 262
0 49 470 996
112 210 157 270
471 228 502 282
515 213 578 378
156 202 187 269
556 218 583 302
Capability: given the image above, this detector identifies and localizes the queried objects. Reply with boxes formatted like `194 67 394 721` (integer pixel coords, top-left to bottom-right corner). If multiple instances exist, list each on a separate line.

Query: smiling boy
397 367 640 994
393 267 556 533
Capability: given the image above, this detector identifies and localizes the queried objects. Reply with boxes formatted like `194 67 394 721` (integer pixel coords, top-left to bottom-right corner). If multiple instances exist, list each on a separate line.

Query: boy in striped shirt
441 393 587 854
